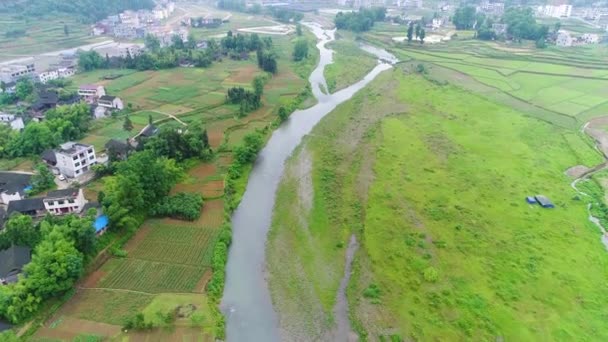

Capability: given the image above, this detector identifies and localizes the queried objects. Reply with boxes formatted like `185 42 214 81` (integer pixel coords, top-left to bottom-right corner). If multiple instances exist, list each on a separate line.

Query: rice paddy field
268 67 608 341
33 24 318 341
371 36 608 128
0 15 102 60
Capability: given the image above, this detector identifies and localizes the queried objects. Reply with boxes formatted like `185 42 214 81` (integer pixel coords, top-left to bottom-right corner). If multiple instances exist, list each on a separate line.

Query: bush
363 283 381 298
151 193 204 221
423 266 439 282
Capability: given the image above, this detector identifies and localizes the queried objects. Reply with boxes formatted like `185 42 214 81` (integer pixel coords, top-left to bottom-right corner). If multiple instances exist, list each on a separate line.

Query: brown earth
81 270 106 288
194 268 213 293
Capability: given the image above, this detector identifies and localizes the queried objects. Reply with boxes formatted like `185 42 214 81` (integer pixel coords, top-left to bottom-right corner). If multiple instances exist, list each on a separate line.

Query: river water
221 22 396 342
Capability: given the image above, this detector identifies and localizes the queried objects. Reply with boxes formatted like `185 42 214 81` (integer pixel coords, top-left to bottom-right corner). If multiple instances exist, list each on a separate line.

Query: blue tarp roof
23 185 32 192
93 215 109 233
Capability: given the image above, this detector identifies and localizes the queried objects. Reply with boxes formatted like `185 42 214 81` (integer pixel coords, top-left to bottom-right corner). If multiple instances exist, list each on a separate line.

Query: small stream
220 22 396 342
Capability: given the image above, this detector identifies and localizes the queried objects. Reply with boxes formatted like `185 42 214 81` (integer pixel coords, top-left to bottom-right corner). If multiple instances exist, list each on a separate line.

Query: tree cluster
503 7 549 41
268 7 304 23
30 163 55 194
150 192 204 221
293 39 309 61
0 213 97 323
101 150 182 232
334 7 386 32
256 49 278 74
143 122 211 162
452 6 478 30
226 87 261 116
1 103 92 158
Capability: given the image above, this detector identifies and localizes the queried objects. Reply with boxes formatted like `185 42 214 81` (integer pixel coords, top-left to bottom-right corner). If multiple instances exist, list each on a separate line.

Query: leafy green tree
407 22 414 43
123 115 133 132
252 75 265 97
234 132 264 164
31 164 55 193
15 78 34 100
144 34 161 53
278 106 288 122
415 23 421 39
7 122 57 157
0 215 40 249
420 29 426 44
296 23 303 36
293 39 309 61
63 24 69 36
78 50 105 71
452 6 476 30
171 34 185 49
0 124 15 157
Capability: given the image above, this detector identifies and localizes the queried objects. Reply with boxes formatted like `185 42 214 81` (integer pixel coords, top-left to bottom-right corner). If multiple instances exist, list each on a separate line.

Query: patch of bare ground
565 165 591 179
194 268 213 293
81 270 106 288
585 117 608 158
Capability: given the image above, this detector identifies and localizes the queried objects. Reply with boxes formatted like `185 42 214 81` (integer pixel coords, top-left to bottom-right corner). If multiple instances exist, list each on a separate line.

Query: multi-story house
43 188 87 215
0 62 36 84
54 142 97 178
38 70 59 84
78 84 106 103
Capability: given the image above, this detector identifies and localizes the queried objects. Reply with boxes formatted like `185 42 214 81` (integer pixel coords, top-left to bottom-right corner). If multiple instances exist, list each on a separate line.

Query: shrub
151 192 204 221
423 266 439 282
363 283 381 299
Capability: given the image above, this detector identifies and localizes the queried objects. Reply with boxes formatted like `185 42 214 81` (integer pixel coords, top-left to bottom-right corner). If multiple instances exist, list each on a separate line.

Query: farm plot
128 221 220 267
61 289 153 326
98 258 206 293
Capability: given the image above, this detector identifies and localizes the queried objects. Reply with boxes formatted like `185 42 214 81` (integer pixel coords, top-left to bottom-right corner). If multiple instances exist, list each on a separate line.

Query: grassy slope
323 39 377 93
268 67 608 341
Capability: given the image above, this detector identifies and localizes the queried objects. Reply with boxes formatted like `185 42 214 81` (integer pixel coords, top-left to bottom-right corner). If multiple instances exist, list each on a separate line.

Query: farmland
365 34 608 127
0 15 102 60
268 67 608 340
32 21 318 341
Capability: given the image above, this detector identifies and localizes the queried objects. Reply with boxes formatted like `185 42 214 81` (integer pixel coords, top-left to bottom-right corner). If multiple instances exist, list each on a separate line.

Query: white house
54 142 97 178
78 84 106 102
537 5 572 18
0 112 24 131
581 33 600 44
97 95 124 110
58 67 76 78
38 70 59 84
556 30 573 47
43 188 87 215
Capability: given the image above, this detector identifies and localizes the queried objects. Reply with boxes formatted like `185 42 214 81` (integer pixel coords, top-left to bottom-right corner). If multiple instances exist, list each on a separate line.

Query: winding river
221 22 396 341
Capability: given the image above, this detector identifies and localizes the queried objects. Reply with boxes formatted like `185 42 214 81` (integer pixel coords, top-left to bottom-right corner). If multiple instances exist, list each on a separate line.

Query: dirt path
326 234 360 342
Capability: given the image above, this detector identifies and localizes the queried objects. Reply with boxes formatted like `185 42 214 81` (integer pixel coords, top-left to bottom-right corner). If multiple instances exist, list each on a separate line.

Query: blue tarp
93 215 109 233
23 185 32 192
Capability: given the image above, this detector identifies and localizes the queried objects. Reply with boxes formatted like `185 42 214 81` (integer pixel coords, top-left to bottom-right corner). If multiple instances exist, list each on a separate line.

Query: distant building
97 95 124 110
38 70 59 84
93 105 108 119
0 62 36 84
0 112 24 131
537 4 572 18
78 84 106 102
556 30 573 46
53 142 98 178
478 1 505 16
43 188 87 215
580 33 600 44
57 67 76 78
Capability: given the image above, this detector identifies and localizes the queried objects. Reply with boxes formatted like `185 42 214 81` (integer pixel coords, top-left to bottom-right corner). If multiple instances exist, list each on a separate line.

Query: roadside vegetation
268 66 608 340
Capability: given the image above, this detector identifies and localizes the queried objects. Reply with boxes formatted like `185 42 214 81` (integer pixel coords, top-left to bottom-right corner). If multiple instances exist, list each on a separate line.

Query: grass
268 68 608 341
61 289 153 326
324 39 378 93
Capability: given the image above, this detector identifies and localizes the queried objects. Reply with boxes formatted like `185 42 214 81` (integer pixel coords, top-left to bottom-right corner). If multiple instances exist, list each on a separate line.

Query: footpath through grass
268 67 608 341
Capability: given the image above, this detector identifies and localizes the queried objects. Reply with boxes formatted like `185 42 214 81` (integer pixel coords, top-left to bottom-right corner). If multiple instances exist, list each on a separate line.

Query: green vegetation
334 7 386 32
151 192 204 221
268 68 608 340
324 39 377 93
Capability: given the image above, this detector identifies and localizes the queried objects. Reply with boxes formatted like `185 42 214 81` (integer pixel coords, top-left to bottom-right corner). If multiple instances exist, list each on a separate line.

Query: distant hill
0 0 155 23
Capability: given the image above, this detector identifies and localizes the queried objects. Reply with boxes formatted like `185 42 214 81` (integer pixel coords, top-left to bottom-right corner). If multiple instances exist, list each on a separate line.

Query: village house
6 198 46 218
0 172 31 205
30 89 59 116
0 112 24 131
50 142 98 178
0 62 36 84
0 246 31 285
43 188 87 215
37 70 59 84
556 30 573 46
537 4 572 18
105 139 134 160
78 84 106 103
57 67 76 78
97 95 124 110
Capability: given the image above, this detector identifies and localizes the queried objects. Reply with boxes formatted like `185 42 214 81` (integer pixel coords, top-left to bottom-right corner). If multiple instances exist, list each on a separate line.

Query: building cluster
537 4 573 18
0 55 77 89
90 1 186 44
477 1 505 17
78 84 124 118
556 30 601 46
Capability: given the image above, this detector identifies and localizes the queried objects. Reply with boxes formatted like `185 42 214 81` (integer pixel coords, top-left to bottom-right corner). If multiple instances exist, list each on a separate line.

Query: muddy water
221 23 396 342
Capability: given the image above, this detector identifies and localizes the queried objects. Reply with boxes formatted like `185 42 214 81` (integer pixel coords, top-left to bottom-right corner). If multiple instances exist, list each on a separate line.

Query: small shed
525 196 537 204
535 195 554 209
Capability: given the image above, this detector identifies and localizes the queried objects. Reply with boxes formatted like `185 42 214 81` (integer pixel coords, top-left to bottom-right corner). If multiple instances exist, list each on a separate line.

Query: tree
63 24 69 36
234 132 264 164
171 34 185 49
123 115 134 132
293 39 309 61
277 106 288 122
296 23 303 36
415 23 421 39
78 50 104 71
452 6 477 30
144 34 161 53
15 78 34 100
7 122 57 157
407 22 414 43
252 75 265 96
0 215 40 249
420 29 426 44
0 81 6 93
0 124 15 157
148 114 153 125
31 164 55 193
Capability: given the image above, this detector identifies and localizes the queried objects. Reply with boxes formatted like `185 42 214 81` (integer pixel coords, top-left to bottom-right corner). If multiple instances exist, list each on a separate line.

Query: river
220 22 396 342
